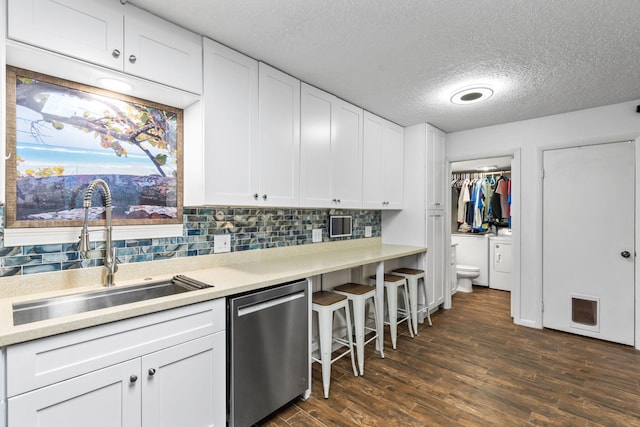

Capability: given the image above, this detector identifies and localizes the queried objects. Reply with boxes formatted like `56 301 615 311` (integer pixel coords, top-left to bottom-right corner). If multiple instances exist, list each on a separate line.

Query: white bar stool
312 291 358 399
333 283 384 376
368 274 414 349
392 267 433 335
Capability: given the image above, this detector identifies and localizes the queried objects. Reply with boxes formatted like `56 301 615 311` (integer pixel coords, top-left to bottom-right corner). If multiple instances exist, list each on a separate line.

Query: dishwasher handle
237 291 305 317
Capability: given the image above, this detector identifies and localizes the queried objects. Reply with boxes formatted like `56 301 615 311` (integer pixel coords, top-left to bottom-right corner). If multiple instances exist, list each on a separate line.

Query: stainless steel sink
13 275 213 326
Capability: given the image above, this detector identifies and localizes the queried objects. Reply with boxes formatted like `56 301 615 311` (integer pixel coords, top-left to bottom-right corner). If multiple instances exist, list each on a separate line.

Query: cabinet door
426 125 446 209
426 210 446 309
124 4 202 94
141 333 225 427
363 112 403 209
382 121 404 209
300 83 333 207
203 38 259 206
8 359 140 427
8 0 124 70
362 112 385 208
258 63 300 206
332 98 363 208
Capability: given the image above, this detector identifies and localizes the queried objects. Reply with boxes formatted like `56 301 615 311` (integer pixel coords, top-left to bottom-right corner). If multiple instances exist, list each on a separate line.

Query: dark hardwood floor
258 286 640 426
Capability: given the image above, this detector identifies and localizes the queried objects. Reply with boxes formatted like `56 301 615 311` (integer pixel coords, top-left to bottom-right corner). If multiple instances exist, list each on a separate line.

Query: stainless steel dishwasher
228 279 309 427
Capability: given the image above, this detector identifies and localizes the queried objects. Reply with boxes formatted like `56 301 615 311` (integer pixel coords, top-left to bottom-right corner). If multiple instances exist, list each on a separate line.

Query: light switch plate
365 226 372 238
312 229 322 243
214 234 231 253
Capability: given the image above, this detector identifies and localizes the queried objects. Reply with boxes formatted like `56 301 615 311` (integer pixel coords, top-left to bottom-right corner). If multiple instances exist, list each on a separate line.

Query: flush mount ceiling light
450 86 494 105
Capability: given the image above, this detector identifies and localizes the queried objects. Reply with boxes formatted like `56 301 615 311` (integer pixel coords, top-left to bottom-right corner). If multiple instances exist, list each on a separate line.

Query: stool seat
333 283 384 375
369 274 414 349
312 290 358 399
334 282 372 295
393 267 424 276
392 268 432 334
379 274 406 282
313 290 347 306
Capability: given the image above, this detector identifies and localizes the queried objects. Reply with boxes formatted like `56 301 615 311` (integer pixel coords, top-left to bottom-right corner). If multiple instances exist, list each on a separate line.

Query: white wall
446 100 640 328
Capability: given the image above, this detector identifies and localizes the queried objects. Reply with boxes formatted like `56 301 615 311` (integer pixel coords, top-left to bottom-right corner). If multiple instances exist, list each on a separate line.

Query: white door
543 141 635 345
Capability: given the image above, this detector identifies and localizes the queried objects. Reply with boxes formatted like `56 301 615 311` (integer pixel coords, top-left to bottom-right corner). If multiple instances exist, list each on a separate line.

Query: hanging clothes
457 178 471 223
495 175 509 220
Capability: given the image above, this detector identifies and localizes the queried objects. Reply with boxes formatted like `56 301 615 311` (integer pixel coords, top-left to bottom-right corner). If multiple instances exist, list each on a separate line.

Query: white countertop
0 238 426 346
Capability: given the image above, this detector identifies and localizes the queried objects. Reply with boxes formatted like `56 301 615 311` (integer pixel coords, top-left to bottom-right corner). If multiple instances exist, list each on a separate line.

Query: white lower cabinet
5 300 226 427
9 359 141 427
141 333 225 427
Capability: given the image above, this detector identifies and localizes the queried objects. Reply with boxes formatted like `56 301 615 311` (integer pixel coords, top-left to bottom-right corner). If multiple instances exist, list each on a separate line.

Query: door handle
621 251 631 258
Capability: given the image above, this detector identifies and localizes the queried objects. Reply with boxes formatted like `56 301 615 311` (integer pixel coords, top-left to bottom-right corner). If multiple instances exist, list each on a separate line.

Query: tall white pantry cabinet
382 123 449 311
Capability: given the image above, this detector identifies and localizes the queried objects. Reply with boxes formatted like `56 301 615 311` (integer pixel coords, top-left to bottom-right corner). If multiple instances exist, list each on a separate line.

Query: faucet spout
79 179 118 287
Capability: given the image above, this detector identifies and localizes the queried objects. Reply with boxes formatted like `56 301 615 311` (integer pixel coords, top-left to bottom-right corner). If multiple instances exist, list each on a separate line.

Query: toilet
455 264 480 293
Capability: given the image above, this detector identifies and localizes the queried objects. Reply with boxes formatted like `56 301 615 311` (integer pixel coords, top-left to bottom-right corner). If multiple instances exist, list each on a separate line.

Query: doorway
542 141 635 345
449 155 518 316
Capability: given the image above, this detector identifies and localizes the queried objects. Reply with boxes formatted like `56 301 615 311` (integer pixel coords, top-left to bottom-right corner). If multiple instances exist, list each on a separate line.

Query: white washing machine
489 235 512 291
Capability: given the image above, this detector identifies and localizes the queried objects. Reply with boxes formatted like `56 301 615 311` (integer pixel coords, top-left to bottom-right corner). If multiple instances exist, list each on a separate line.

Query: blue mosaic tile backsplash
0 206 381 277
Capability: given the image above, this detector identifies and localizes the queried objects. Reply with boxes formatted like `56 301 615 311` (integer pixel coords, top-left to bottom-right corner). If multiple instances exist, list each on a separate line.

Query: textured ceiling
129 0 640 132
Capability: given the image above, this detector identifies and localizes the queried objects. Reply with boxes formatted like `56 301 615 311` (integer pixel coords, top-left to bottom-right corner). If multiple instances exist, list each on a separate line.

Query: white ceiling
129 0 640 133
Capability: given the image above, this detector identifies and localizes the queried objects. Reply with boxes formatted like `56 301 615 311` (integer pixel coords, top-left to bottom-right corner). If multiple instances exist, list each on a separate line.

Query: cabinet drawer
7 299 224 397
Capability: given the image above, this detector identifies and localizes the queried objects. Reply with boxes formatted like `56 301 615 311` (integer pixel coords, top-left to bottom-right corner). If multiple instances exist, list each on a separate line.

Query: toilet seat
457 264 480 273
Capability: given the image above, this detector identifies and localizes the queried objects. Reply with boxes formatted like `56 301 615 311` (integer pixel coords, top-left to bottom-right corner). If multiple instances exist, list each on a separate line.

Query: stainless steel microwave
329 215 352 238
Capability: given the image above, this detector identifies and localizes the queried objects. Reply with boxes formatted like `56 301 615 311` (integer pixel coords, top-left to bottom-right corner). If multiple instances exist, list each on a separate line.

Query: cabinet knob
129 374 138 383
332 198 337 203
336 199 341 204
262 194 267 201
129 54 137 64
112 49 121 58
253 193 259 200
148 368 156 376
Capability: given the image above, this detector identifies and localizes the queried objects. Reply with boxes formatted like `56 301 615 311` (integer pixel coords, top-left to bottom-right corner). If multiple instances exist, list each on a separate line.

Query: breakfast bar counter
0 238 426 346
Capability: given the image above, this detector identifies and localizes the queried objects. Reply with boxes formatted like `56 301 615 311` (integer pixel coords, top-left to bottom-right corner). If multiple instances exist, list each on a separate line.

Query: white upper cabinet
7 0 202 94
426 124 446 209
362 112 404 209
8 0 123 70
299 84 363 208
258 63 301 207
300 84 333 207
203 38 259 206
331 98 364 208
123 4 202 94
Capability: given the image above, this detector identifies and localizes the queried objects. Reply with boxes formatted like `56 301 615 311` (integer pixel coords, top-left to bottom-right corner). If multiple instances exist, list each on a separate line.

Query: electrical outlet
312 229 322 243
365 226 372 238
214 234 231 253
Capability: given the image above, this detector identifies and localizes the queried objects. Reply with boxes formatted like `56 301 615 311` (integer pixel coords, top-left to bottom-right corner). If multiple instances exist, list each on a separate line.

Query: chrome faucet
78 179 118 286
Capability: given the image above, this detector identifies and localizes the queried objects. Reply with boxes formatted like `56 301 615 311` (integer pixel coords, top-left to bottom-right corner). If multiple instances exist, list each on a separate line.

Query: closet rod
451 170 511 176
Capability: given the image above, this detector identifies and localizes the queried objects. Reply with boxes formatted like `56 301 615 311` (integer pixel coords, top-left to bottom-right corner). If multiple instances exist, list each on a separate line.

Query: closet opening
450 156 514 297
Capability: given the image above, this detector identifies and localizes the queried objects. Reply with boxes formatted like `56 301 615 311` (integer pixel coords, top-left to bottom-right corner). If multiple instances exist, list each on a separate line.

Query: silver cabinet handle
129 54 137 64
129 374 138 383
262 194 267 201
253 193 259 200
112 49 121 58
148 368 156 376
621 251 631 258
